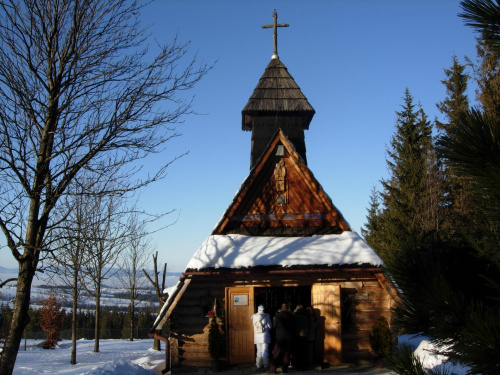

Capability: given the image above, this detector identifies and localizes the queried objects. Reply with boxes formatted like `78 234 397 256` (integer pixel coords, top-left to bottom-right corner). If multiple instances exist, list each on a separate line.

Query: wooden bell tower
242 10 315 170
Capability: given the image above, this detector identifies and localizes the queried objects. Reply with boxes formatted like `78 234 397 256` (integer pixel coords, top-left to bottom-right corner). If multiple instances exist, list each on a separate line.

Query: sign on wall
233 295 248 306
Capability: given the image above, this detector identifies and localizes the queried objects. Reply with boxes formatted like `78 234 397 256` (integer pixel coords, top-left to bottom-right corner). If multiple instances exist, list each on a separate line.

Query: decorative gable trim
212 130 350 235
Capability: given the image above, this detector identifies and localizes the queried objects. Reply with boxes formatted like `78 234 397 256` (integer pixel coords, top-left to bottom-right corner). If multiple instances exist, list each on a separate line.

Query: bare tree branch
0 0 212 372
0 278 16 289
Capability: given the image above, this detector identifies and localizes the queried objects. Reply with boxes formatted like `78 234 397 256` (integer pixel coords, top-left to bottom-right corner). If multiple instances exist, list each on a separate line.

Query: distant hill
1 266 183 285
0 267 184 310
0 265 18 273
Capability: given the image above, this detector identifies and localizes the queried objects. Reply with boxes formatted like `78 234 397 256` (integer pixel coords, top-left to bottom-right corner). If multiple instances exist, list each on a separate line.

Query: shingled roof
242 58 315 131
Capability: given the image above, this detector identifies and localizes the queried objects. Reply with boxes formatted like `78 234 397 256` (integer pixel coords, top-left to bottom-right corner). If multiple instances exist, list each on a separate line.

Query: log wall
169 270 395 369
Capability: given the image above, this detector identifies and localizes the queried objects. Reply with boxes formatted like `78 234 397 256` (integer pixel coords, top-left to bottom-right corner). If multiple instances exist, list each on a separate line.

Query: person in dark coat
269 303 295 374
305 306 318 367
293 304 310 370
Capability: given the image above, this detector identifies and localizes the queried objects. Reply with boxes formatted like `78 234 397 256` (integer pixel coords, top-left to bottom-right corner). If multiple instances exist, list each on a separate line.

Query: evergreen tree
436 55 479 244
122 305 133 340
378 89 439 261
24 308 40 340
383 3 500 374
387 105 500 374
436 56 470 134
137 306 157 338
438 108 500 265
0 304 13 337
361 187 386 256
472 35 500 123
417 107 444 237
460 0 500 47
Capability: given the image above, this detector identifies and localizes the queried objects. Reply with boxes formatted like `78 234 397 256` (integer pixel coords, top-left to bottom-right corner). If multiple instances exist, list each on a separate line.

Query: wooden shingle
242 58 315 130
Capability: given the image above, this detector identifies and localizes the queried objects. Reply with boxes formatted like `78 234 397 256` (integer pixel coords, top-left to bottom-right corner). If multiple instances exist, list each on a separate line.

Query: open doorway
253 286 314 368
226 285 341 366
252 285 342 366
254 286 312 318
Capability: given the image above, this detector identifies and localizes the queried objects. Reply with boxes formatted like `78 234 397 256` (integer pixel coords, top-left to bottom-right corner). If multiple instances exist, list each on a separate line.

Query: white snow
11 338 394 375
185 232 383 270
12 339 166 375
399 335 470 374
413 340 469 375
10 335 469 374
154 231 382 328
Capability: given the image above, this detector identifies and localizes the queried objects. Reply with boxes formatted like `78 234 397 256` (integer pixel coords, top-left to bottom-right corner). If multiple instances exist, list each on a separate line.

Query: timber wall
169 271 394 369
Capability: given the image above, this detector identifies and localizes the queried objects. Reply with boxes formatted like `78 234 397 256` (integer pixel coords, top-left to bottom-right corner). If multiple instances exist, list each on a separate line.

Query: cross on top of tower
261 10 289 59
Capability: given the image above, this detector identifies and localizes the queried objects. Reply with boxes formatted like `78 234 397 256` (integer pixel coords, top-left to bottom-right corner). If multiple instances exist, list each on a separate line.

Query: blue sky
138 0 478 272
0 1 481 271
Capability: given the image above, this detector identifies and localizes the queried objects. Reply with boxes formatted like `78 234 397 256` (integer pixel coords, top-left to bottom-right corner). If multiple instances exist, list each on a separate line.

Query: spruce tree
383 85 500 375
382 3 500 373
436 55 477 243
378 89 437 261
137 307 154 337
473 34 500 123
361 187 386 258
421 105 500 375
122 305 133 340
436 55 470 134
0 304 13 338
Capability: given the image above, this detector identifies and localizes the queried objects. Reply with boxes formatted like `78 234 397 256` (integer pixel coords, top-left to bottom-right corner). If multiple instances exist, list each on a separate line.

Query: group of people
251 303 317 373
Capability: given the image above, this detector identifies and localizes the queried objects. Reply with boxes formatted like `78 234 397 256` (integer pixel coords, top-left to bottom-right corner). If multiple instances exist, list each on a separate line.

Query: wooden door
311 284 342 364
226 287 255 364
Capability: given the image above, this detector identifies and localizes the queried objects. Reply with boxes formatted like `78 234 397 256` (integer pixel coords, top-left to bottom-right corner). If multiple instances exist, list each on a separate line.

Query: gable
213 130 350 236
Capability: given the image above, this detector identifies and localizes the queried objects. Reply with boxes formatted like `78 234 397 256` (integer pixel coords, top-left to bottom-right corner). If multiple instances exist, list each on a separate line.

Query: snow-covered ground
13 338 166 375
13 338 393 375
3 265 469 375
398 335 469 375
10 336 468 375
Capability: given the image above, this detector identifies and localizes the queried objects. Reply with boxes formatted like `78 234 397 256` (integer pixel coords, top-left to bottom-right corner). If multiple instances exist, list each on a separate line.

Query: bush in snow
370 316 393 358
39 293 65 349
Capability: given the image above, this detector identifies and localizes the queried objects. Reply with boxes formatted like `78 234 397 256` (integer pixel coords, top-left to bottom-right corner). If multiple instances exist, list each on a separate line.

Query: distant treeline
0 303 157 340
26 287 160 307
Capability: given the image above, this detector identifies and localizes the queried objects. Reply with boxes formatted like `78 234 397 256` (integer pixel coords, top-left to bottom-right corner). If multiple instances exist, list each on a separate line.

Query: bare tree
0 0 210 372
117 211 155 342
49 188 93 365
143 251 169 350
79 190 129 353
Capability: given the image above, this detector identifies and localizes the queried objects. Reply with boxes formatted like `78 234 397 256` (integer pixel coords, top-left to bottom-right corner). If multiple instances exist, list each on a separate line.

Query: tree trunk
94 288 101 352
0 260 36 375
154 300 164 351
129 297 135 341
71 271 79 365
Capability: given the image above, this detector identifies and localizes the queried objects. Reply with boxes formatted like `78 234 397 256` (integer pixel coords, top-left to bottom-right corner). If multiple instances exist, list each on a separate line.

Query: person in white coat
251 304 272 369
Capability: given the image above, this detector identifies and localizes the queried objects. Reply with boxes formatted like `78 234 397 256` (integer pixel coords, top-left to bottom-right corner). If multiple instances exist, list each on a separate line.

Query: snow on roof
185 231 383 270
153 284 179 328
152 231 383 330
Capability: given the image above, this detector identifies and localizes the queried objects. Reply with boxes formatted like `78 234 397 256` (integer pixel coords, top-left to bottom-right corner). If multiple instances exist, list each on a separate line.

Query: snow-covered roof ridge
185 231 383 271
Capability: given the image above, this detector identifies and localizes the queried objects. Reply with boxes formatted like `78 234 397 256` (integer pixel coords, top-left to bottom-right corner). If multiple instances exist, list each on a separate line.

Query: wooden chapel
151 10 396 372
